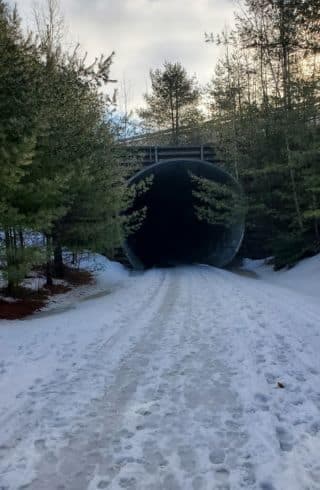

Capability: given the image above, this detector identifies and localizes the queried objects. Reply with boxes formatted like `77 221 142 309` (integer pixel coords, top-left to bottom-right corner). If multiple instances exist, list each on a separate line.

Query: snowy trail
1 266 320 490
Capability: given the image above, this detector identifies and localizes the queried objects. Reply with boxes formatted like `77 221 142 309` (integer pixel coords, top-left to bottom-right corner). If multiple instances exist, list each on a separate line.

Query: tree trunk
46 261 53 287
45 235 53 287
53 244 64 278
312 194 320 241
278 0 292 110
19 229 24 249
286 139 304 232
175 90 179 145
169 92 175 144
4 229 15 295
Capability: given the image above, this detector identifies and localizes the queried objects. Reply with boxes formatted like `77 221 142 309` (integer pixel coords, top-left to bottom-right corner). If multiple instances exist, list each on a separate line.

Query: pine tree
191 174 246 227
206 0 320 266
0 1 44 292
25 0 126 282
138 61 201 144
0 0 130 292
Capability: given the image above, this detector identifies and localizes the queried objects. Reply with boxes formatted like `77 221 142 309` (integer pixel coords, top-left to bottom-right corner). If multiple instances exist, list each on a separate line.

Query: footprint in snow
276 426 294 452
34 439 46 451
209 448 226 464
97 481 110 489
260 482 275 490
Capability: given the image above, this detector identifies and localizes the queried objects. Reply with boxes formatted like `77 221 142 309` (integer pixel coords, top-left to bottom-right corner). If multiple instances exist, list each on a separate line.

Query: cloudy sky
9 0 236 111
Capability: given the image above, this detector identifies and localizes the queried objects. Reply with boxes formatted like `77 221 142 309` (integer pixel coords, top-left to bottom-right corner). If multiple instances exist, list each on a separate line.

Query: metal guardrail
123 144 220 167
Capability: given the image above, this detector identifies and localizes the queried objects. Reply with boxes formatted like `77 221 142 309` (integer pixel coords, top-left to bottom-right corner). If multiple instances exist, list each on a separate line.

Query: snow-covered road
1 264 320 490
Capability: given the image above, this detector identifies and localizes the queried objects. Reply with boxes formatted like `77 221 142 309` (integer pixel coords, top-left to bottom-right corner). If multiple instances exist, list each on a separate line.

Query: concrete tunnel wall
123 158 245 269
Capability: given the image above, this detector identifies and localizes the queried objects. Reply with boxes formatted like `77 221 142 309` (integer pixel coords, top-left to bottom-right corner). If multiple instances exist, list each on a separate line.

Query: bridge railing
122 144 221 167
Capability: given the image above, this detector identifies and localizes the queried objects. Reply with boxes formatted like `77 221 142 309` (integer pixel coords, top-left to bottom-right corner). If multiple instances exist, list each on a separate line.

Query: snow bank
77 252 129 288
242 254 320 302
1 253 130 315
38 253 130 314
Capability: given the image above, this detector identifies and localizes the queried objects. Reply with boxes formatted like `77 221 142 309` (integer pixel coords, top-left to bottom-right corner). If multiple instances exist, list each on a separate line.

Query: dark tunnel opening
124 159 244 269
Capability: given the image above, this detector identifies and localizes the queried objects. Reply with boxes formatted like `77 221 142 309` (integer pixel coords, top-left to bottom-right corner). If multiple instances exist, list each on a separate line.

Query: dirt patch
63 266 94 286
0 296 46 320
0 268 94 320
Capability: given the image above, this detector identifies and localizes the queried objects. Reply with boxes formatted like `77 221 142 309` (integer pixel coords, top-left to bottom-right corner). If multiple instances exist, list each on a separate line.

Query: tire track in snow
88 267 254 490
1 266 320 490
0 269 170 489
24 268 186 490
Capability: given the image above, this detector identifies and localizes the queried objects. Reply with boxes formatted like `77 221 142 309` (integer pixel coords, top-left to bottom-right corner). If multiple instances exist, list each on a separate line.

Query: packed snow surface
0 255 320 489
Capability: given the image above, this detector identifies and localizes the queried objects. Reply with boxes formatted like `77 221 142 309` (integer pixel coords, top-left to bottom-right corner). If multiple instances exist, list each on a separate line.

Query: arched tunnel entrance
124 158 245 269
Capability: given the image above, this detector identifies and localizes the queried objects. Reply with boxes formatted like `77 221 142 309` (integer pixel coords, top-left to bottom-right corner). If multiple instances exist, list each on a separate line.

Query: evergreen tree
192 174 246 227
138 61 201 144
206 0 320 266
0 1 44 292
0 0 130 292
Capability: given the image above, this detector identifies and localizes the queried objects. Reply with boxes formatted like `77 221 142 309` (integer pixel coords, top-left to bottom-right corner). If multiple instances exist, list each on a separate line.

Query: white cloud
8 0 236 111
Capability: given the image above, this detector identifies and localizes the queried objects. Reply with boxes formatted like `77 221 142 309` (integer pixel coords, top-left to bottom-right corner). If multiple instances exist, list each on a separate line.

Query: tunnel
123 158 245 269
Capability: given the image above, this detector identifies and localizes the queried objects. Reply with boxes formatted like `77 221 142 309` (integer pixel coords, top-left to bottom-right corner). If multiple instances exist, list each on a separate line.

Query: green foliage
138 61 202 144
1 239 45 292
206 0 320 266
191 174 246 227
0 0 128 292
124 176 154 238
271 232 319 271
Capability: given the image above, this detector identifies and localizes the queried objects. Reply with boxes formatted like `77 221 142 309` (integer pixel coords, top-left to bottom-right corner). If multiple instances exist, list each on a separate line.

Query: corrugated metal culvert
123 146 245 269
